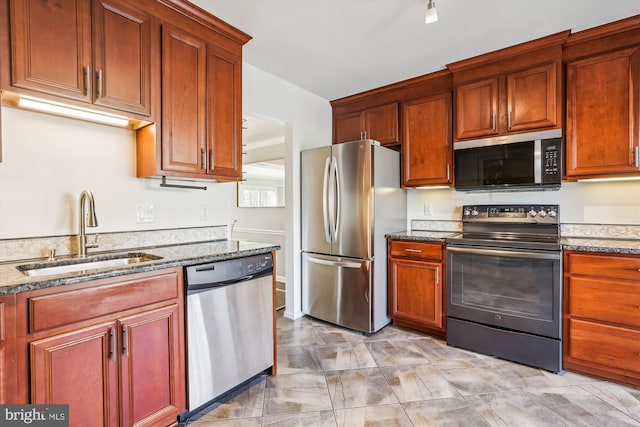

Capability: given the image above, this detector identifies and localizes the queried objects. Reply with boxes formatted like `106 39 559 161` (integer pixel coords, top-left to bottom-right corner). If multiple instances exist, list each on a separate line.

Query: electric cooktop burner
446 204 561 251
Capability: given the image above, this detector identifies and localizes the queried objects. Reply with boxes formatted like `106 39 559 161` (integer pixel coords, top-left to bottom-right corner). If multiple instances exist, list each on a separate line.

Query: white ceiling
193 0 639 101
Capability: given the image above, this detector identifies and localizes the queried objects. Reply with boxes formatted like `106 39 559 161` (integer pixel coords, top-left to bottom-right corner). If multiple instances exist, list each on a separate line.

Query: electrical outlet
136 204 155 223
424 203 433 216
200 204 210 221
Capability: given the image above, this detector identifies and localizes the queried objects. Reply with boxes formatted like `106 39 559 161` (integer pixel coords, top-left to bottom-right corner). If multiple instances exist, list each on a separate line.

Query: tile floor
181 313 640 426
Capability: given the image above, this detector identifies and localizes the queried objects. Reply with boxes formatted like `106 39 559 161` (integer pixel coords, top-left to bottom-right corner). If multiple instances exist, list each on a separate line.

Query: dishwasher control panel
185 253 274 290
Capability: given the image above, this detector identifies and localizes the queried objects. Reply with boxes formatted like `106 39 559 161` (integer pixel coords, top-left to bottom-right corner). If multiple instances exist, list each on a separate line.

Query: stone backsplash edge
411 220 640 240
0 225 227 263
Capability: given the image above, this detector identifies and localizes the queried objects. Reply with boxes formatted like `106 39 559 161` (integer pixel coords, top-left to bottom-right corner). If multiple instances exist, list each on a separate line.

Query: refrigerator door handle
331 156 340 242
322 157 332 243
306 255 362 269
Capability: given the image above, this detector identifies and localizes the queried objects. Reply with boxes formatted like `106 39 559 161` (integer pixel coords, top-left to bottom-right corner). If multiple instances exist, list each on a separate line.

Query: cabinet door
455 77 498 140
119 304 184 427
207 44 242 180
507 63 557 132
30 323 119 427
389 257 444 330
364 103 399 146
0 294 16 404
334 111 363 144
92 0 153 115
402 93 452 187
10 0 92 101
566 48 640 177
161 25 207 175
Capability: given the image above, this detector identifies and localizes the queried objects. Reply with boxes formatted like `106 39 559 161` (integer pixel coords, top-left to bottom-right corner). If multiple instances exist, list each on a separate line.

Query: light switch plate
424 203 433 216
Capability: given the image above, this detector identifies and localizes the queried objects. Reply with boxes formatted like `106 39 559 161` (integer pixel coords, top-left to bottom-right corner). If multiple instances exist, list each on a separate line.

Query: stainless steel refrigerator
301 139 406 333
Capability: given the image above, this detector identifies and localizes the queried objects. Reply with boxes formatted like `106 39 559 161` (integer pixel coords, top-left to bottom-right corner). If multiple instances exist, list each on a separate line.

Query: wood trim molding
447 30 570 73
565 14 640 46
156 0 252 45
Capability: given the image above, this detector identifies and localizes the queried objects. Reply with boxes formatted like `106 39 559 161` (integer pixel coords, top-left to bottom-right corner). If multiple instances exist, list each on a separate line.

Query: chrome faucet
78 189 99 257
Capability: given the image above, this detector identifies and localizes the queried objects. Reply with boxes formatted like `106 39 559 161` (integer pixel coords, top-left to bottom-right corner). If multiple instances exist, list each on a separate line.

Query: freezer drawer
302 252 373 333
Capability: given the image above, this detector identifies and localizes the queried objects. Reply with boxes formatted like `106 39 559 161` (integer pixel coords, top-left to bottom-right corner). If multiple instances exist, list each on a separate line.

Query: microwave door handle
534 139 542 184
322 157 332 243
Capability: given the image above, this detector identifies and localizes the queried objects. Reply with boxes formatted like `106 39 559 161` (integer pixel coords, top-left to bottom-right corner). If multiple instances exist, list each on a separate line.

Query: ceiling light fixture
17 94 130 127
425 0 438 24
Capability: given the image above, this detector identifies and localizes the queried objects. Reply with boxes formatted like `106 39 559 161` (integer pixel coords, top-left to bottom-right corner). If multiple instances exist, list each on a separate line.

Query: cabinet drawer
29 270 179 333
567 276 640 327
389 241 443 261
566 318 640 374
567 253 640 281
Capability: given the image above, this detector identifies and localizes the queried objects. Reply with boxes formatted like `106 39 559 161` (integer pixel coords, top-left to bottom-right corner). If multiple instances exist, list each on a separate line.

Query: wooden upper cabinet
565 48 640 178
334 110 365 144
364 103 399 145
135 5 250 181
455 77 498 140
8 0 153 116
506 63 557 132
92 0 153 115
448 31 567 142
10 0 92 101
402 92 452 187
157 24 243 181
207 43 242 180
161 24 207 175
334 102 399 145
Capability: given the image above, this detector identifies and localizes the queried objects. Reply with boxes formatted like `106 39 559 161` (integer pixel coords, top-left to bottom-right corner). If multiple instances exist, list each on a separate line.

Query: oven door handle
447 246 561 260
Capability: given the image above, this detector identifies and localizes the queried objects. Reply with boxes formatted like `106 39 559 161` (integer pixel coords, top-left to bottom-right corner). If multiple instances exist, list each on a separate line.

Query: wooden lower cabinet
0 293 17 404
120 305 183 427
16 268 186 427
563 251 640 387
388 239 445 337
30 323 119 426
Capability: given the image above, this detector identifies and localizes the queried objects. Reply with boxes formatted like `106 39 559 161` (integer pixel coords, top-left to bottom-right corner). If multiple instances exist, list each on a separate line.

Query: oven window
455 141 534 189
447 249 561 337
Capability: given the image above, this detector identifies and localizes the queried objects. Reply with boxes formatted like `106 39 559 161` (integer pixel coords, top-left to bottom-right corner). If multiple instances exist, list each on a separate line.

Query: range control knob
548 209 557 218
463 208 471 216
471 208 479 216
538 209 547 218
528 209 537 217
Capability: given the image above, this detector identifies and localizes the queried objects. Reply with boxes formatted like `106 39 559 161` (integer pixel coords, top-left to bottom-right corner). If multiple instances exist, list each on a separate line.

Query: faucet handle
86 233 99 250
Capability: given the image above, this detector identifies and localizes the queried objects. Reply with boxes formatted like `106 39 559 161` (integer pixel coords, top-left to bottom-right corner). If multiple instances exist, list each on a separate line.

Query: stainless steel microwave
454 129 562 191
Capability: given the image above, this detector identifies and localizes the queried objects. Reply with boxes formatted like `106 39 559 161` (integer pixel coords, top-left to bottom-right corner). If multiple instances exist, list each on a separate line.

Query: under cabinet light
17 94 130 127
577 176 640 183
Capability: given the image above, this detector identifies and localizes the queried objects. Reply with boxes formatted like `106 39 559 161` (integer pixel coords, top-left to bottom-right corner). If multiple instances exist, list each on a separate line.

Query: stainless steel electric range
445 204 563 373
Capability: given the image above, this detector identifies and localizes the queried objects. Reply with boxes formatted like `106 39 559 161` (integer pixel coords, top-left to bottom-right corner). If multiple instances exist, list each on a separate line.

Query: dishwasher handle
187 268 273 293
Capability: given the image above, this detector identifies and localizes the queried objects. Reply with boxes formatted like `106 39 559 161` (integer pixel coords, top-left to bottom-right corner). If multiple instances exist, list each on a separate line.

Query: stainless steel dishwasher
183 253 274 417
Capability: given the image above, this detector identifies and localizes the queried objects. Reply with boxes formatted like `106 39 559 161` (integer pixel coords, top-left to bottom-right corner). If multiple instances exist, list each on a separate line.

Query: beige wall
407 180 640 227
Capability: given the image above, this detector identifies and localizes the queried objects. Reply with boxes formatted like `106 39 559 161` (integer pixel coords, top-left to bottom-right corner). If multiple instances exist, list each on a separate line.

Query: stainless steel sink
17 252 163 277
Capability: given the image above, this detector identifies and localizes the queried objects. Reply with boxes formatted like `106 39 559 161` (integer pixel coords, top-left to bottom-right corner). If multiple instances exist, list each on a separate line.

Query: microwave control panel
542 138 561 181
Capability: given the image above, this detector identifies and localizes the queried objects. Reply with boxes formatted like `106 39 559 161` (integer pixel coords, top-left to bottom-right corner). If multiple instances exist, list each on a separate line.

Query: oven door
446 245 561 339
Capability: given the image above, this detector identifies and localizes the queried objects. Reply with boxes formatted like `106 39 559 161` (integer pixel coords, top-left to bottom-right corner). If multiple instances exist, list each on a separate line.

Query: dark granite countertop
387 231 640 255
561 237 640 255
386 230 460 242
0 240 279 295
